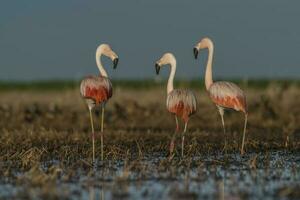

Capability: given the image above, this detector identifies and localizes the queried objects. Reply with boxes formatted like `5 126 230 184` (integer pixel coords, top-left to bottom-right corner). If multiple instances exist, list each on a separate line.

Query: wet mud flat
0 82 300 199
1 151 300 199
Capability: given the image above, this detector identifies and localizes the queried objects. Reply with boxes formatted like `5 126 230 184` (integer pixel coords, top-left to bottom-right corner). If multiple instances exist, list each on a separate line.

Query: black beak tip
155 64 160 75
193 48 198 59
113 58 118 69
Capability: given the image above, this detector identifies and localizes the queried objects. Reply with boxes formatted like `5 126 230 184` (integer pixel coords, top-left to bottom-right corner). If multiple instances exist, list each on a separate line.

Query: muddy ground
0 81 299 199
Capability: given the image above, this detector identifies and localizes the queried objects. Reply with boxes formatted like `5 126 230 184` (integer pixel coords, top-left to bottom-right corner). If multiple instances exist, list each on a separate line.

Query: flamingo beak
113 58 118 69
155 63 160 75
193 48 198 59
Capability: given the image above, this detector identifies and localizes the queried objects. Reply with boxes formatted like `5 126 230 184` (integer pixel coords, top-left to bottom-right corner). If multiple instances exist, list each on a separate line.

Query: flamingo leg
240 113 248 155
175 115 179 132
285 134 289 148
218 107 227 151
181 122 187 158
89 108 95 163
169 115 179 159
100 106 105 161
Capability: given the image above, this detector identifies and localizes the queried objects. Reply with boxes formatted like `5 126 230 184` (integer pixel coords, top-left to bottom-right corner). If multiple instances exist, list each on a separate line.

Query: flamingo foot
170 140 175 154
169 140 175 160
240 147 245 155
221 142 227 154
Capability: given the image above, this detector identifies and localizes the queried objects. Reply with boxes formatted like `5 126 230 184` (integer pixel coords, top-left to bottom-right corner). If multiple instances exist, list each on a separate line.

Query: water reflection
88 185 105 200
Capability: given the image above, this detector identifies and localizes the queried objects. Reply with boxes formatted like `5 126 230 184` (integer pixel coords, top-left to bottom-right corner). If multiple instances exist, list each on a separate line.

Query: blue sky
1 0 300 80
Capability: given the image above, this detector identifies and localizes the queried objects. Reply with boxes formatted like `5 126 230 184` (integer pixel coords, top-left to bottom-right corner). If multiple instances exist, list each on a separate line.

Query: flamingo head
155 53 176 75
98 44 119 69
193 37 213 59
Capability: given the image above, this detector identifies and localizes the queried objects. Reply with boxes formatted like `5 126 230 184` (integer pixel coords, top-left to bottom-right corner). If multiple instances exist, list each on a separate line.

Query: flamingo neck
167 59 176 94
96 48 108 77
205 44 214 90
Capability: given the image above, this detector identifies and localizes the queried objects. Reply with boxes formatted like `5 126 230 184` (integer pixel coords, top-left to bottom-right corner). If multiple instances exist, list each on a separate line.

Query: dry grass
0 83 300 161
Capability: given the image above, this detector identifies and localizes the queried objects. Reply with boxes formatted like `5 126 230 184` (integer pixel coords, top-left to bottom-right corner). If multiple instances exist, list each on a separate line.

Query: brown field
0 81 300 199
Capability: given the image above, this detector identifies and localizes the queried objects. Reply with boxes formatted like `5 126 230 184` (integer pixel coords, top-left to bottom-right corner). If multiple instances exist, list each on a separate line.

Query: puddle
1 151 300 199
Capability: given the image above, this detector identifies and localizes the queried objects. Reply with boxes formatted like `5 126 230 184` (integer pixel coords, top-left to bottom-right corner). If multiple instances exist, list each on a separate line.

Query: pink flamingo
80 44 118 162
193 37 248 154
155 53 197 158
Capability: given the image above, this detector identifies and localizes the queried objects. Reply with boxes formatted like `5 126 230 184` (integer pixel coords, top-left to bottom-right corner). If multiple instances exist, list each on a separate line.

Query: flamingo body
167 89 196 123
209 81 247 113
80 75 112 105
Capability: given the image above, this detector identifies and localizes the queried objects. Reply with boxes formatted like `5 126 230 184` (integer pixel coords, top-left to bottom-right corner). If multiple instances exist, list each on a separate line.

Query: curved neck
96 48 108 77
167 60 176 94
205 44 214 90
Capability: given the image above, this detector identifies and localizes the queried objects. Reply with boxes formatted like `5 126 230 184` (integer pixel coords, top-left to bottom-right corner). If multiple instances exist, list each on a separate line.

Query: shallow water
1 151 300 200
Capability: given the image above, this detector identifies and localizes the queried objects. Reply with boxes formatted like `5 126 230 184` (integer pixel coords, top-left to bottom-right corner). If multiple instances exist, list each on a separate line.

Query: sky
1 0 300 81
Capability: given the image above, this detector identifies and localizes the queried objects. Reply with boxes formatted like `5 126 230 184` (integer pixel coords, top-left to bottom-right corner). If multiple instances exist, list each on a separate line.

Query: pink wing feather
209 81 247 113
80 75 112 105
167 89 197 122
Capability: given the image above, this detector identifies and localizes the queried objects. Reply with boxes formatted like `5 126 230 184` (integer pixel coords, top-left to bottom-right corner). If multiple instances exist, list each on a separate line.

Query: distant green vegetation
0 80 78 91
0 79 299 91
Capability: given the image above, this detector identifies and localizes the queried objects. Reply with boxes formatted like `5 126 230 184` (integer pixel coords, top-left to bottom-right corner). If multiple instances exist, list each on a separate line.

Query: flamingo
193 37 248 154
155 53 197 158
80 44 118 162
